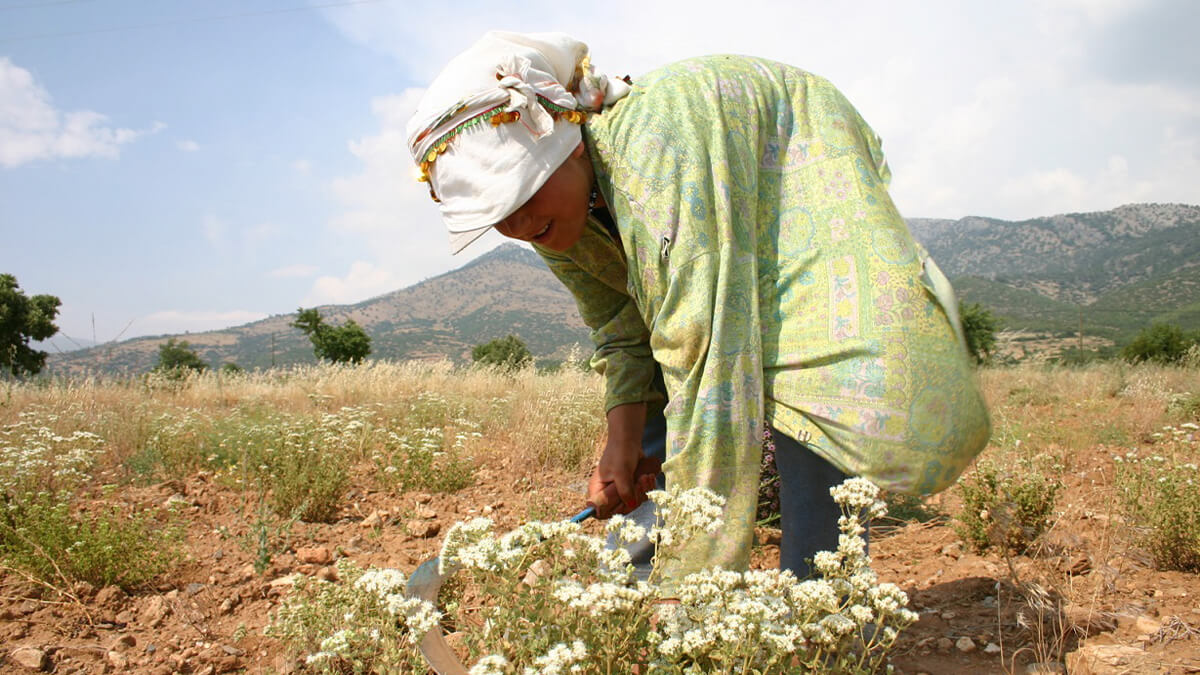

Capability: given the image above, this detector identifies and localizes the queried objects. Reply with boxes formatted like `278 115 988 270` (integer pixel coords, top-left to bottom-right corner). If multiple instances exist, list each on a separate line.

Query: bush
1120 323 1199 365
1114 423 1200 571
955 458 1061 555
268 560 436 673
0 496 180 591
472 335 532 371
153 338 209 376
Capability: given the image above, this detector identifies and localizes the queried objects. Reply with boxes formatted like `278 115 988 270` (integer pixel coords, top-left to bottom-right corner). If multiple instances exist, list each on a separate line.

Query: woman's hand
587 402 649 518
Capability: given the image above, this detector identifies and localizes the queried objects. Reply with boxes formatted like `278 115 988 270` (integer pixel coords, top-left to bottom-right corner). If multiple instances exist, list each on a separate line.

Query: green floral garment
535 56 990 578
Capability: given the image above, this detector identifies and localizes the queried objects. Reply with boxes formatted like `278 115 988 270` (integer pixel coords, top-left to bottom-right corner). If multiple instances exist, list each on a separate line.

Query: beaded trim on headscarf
415 96 586 203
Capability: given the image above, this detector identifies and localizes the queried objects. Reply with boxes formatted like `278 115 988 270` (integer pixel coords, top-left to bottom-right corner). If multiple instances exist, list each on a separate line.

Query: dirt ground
2 441 1199 675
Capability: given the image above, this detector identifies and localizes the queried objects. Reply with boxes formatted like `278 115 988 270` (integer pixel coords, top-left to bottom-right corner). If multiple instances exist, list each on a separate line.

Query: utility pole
1078 305 1083 355
271 333 276 368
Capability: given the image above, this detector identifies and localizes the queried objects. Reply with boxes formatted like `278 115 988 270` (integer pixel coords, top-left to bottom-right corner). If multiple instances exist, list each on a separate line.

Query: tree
472 334 532 370
291 308 372 364
959 302 998 366
1120 323 1198 365
153 338 209 375
0 274 61 378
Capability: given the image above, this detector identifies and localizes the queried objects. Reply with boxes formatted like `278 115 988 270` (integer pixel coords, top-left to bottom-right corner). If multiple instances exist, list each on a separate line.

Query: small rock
269 574 300 588
415 506 438 520
216 655 242 673
221 645 245 657
1066 555 1092 575
940 610 957 621
114 610 135 625
984 642 1002 654
755 528 783 546
72 581 97 600
218 598 237 615
1066 643 1146 673
316 566 339 582
1132 616 1160 636
145 644 157 655
413 492 434 504
164 494 191 508
107 650 129 669
936 637 954 652
522 559 552 586
940 542 962 559
296 547 332 565
361 511 384 529
213 549 224 561
196 666 216 675
186 582 206 596
406 520 441 538
109 635 137 651
955 636 976 653
10 646 49 671
95 585 127 607
139 596 171 628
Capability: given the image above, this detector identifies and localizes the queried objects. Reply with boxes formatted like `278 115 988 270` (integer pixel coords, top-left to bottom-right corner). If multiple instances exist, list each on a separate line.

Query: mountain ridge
47 202 1200 374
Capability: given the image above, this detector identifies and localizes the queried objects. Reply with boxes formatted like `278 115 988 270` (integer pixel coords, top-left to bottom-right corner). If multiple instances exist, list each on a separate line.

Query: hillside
47 202 1200 374
48 245 590 376
909 203 1200 341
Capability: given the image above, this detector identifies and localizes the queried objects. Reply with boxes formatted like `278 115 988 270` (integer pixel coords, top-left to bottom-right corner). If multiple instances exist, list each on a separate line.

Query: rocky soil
2 444 1199 674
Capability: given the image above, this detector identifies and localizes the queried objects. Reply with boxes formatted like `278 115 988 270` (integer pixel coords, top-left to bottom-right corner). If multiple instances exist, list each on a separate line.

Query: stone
1063 604 1118 637
10 646 50 671
361 510 384 528
269 574 299 588
95 585 127 607
1132 615 1161 636
412 492 434 504
114 610 135 625
1065 643 1147 674
216 655 242 672
107 650 129 670
186 582 206 596
221 645 245 657
139 596 171 628
316 566 339 582
406 520 441 538
521 559 552 586
955 636 976 653
109 635 137 651
415 506 438 520
984 642 1002 654
295 547 332 565
936 637 954 652
218 597 237 615
756 528 783 546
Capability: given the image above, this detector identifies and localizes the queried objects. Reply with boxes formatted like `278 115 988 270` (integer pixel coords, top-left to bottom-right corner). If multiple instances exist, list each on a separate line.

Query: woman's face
493 142 593 252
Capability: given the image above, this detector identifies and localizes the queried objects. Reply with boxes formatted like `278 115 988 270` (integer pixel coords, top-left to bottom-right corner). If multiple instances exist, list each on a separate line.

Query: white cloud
269 264 319 278
304 260 404 305
177 139 200 152
0 57 161 168
135 309 268 336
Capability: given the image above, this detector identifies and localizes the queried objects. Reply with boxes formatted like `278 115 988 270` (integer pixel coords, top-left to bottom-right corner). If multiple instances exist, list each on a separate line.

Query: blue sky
1 0 1197 344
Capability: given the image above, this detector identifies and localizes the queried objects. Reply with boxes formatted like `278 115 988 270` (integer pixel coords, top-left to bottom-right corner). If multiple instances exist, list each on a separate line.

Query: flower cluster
439 481 915 674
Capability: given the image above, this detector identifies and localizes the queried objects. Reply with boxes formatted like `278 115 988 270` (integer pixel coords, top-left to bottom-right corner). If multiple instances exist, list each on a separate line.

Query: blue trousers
612 395 853 580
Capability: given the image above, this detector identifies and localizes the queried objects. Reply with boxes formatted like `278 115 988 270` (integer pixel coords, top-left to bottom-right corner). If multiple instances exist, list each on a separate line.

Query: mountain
908 203 1200 340
47 203 1200 374
48 244 590 376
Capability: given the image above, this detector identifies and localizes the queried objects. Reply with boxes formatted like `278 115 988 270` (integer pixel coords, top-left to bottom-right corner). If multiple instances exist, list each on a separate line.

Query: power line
0 0 387 43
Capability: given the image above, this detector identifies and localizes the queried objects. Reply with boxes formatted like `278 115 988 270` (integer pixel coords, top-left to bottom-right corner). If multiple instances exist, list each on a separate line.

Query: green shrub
1 494 180 591
373 426 475 494
955 458 1061 555
1114 423 1200 571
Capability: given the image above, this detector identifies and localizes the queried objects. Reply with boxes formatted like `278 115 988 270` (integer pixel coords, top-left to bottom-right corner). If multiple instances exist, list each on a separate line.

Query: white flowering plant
1114 422 1200 571
435 477 915 674
268 559 440 674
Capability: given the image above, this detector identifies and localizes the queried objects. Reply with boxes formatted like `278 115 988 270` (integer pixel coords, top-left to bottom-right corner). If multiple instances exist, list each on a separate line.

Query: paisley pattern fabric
535 56 990 578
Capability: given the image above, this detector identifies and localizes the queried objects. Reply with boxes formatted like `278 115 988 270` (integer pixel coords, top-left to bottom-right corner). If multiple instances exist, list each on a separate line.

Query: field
2 361 1199 674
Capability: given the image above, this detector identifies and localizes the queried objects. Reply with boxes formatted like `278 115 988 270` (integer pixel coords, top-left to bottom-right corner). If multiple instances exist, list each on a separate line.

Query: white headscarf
407 31 632 254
